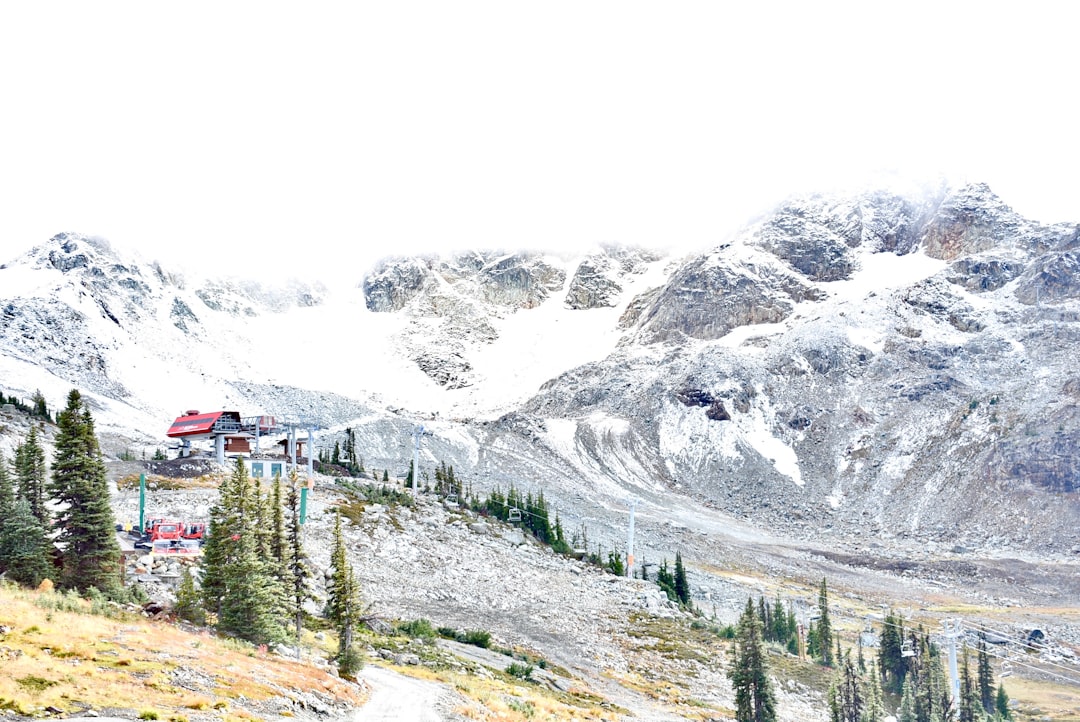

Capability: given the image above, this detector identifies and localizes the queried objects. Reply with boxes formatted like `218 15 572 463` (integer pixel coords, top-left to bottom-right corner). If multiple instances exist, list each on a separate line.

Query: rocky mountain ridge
1 182 1077 559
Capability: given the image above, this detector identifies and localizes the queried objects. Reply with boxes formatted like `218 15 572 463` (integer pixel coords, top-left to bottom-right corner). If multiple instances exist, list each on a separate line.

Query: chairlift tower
943 619 963 708
625 497 641 578
411 424 426 493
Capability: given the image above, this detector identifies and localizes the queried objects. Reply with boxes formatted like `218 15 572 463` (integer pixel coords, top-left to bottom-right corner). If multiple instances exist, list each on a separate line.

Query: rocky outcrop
632 249 823 343
565 246 663 310
921 183 1027 260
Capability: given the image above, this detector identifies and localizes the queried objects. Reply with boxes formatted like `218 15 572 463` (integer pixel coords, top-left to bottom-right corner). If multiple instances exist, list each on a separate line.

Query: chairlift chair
999 661 1012 678
901 640 915 658
445 493 459 506
508 507 522 522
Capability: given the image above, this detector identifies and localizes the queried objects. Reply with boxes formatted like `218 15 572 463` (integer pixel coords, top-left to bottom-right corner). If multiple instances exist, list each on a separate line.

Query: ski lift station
165 409 319 476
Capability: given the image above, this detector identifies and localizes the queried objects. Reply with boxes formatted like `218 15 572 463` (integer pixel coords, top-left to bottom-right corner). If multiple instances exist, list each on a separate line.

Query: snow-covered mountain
2 182 1078 557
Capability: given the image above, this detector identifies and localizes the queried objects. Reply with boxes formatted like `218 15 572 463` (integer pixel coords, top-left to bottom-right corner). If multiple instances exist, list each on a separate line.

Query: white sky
1 2 1077 285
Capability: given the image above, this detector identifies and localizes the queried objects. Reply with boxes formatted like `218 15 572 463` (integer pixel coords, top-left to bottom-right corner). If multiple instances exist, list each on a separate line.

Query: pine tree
959 649 980 722
898 676 918 722
327 512 363 677
0 456 14 544
817 578 834 666
879 611 907 693
0 496 53 587
285 470 312 646
173 567 206 625
14 425 48 525
382 469 389 482
977 640 994 714
728 597 777 722
831 650 862 722
31 389 50 420
201 457 286 645
655 559 677 601
861 661 885 722
673 551 690 605
994 684 1011 720
48 390 122 597
771 594 787 646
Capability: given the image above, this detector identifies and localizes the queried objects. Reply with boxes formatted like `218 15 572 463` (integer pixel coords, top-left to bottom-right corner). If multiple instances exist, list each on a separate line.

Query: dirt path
352 665 454 721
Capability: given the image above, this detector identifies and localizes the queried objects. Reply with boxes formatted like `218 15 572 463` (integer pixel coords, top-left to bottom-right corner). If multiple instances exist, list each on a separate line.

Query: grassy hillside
0 582 363 720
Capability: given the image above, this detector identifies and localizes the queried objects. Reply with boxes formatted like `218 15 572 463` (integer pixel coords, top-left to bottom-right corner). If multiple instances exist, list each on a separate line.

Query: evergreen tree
994 684 1011 720
879 611 907 693
14 425 48 525
771 594 787 646
270 474 287 572
958 649 980 722
831 650 862 722
976 640 994 714
201 457 286 644
31 389 50 420
817 578 834 666
48 390 122 597
673 551 690 605
898 676 918 722
0 456 14 543
0 496 53 587
285 470 312 646
173 567 206 625
728 597 777 722
655 559 677 602
327 512 363 676
382 469 389 482
861 661 885 722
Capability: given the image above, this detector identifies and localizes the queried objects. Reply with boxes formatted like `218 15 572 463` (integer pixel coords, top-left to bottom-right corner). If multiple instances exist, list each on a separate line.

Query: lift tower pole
411 424 425 493
943 619 962 708
625 497 640 578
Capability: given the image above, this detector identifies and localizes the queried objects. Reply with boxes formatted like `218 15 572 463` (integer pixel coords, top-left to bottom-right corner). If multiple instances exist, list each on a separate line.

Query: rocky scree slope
516 183 1080 554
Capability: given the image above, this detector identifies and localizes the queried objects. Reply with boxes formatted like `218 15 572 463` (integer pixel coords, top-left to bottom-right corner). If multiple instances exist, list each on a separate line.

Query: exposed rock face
363 257 432 312
565 246 663 310
631 248 824 343
922 183 1027 260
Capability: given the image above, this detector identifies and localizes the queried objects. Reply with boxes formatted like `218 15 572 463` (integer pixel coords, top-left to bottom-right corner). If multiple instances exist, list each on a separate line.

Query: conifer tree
655 558 677 601
898 676 918 722
976 640 994 714
173 567 206 625
959 649 980 722
48 390 122 597
201 457 286 644
817 577 834 666
830 650 862 722
728 596 777 722
14 425 48 525
31 389 50 420
0 496 53 587
994 684 1011 720
674 551 690 605
285 470 312 646
771 594 787 646
879 611 907 693
270 474 287 573
327 512 362 676
861 661 885 722
0 457 14 542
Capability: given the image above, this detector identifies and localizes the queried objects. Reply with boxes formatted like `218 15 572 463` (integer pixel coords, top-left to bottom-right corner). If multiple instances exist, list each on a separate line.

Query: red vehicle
136 518 205 548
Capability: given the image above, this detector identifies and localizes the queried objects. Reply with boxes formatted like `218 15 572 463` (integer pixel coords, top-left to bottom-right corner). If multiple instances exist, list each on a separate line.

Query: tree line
727 578 1012 722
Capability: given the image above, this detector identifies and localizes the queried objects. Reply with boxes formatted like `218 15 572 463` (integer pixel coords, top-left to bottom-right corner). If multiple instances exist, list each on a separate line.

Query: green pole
300 486 308 525
138 473 146 532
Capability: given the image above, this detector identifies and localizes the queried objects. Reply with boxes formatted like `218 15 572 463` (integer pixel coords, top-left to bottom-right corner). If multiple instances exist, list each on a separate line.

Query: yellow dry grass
0 584 363 718
1002 675 1080 721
